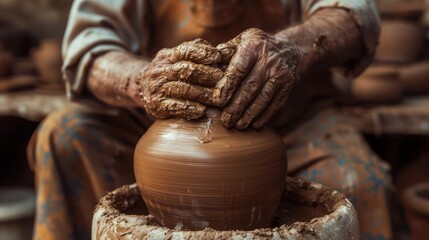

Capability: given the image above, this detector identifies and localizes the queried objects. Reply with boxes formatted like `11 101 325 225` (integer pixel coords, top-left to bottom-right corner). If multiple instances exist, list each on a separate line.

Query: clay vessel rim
361 66 399 79
402 182 429 216
93 177 358 238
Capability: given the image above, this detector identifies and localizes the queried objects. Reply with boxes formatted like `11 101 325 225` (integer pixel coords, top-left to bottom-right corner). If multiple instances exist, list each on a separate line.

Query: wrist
87 51 150 107
274 30 313 77
123 59 149 106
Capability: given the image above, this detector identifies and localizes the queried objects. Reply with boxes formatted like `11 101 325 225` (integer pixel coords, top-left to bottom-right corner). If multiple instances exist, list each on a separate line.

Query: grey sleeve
62 0 151 99
301 0 380 76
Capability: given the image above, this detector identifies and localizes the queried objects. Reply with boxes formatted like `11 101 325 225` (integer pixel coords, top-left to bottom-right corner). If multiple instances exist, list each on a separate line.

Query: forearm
276 8 364 75
87 51 149 107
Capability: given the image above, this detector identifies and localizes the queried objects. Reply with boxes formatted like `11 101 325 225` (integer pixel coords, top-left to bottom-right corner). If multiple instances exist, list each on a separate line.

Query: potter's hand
140 39 224 120
214 28 299 129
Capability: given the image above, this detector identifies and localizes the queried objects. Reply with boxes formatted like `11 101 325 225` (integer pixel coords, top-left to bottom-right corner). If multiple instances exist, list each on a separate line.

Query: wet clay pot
375 20 423 63
401 182 429 240
352 65 402 103
399 61 429 94
134 109 287 230
92 177 359 239
32 39 62 84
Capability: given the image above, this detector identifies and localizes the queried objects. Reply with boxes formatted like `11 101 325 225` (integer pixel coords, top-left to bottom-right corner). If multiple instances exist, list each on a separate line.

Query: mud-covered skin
88 39 224 120
140 39 223 120
89 8 362 128
215 28 299 129
88 51 148 107
214 8 363 129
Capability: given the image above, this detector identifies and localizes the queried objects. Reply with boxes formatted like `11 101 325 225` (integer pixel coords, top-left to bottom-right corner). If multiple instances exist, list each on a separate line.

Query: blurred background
0 0 429 239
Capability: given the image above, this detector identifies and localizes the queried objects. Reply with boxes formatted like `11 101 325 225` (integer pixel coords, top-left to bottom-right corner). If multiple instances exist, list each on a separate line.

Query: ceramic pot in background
352 65 403 103
134 109 287 230
32 39 62 84
402 182 429 240
375 20 423 63
378 0 425 20
398 61 429 94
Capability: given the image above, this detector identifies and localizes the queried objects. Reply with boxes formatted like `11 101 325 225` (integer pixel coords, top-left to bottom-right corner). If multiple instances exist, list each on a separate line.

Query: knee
297 157 391 201
34 105 96 164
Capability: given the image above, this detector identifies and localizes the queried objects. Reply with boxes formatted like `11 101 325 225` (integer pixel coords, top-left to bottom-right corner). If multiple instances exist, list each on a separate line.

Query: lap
283 108 391 197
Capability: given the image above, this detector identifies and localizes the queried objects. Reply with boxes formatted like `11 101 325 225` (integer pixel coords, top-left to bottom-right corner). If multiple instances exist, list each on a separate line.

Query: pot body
352 66 402 103
32 39 62 84
402 182 429 240
375 20 423 63
134 110 287 230
399 61 429 94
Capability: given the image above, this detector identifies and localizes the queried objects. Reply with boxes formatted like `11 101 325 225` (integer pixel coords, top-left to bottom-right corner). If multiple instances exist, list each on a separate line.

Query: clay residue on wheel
93 177 358 239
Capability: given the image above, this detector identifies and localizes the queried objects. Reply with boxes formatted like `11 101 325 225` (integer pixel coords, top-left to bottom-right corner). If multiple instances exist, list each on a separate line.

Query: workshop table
0 86 69 122
343 96 429 135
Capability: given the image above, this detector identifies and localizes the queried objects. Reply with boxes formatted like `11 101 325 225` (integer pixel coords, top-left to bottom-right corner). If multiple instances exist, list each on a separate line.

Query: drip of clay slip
134 108 287 230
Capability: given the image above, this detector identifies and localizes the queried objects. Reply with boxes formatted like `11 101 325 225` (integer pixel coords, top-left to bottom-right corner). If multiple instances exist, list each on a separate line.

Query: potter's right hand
140 39 224 120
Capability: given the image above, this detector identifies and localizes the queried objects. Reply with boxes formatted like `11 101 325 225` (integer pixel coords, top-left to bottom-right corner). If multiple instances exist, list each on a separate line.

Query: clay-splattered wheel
92 177 359 239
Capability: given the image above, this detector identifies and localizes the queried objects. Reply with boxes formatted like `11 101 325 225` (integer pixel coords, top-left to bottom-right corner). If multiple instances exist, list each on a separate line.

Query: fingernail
212 89 226 107
221 112 234 128
252 121 264 130
213 70 224 80
236 119 249 130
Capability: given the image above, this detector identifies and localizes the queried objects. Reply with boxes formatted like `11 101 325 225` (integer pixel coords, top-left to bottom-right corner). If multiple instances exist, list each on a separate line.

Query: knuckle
155 48 170 59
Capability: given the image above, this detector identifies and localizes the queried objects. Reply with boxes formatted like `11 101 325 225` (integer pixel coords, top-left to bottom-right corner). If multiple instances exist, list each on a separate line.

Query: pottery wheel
92 177 359 239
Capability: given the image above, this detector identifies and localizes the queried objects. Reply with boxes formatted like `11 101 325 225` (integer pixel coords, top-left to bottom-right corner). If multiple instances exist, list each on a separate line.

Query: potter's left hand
214 28 300 129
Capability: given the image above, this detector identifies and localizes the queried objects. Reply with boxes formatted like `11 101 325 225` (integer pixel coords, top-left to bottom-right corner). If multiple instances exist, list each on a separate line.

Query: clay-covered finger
168 62 223 87
189 38 211 45
213 46 258 107
235 78 278 129
162 81 214 105
169 41 222 65
220 65 265 128
216 34 241 63
252 83 294 129
153 48 173 62
146 98 206 120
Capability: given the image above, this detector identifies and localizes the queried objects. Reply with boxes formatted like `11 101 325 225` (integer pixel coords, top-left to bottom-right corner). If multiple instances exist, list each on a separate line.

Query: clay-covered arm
215 7 378 129
87 51 148 107
62 0 151 101
64 0 224 119
87 39 224 119
301 0 380 76
276 8 364 77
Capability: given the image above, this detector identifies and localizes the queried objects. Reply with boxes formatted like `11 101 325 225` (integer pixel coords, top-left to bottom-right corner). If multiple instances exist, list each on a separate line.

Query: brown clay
213 28 298 129
361 65 399 79
402 182 429 240
92 177 359 239
398 61 429 94
375 20 423 63
134 108 287 230
352 66 402 103
32 39 62 84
